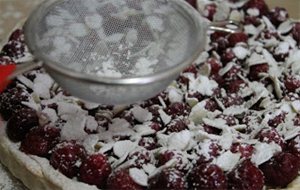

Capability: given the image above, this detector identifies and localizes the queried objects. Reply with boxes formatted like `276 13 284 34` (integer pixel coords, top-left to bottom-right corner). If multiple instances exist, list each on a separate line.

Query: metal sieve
7 0 240 104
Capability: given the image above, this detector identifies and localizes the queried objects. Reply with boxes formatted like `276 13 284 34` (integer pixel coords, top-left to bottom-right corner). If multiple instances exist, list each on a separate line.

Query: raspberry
212 37 229 53
0 87 29 120
227 160 264 190
187 162 226 190
225 80 246 93
243 0 269 16
128 149 152 168
221 93 243 108
286 135 300 158
8 29 24 42
284 75 300 93
138 137 158 150
268 7 289 27
244 16 262 26
223 66 241 81
205 99 220 112
227 33 248 47
149 168 187 190
20 125 61 157
150 121 162 131
79 154 111 188
107 169 143 190
6 108 38 142
165 102 191 118
268 112 286 127
183 64 198 76
259 152 300 187
187 92 203 102
50 142 86 178
216 114 238 126
230 143 254 158
248 63 269 81
256 128 285 148
206 58 222 75
221 48 235 64
1 40 25 59
166 118 188 133
203 3 217 21
211 31 228 42
157 150 187 171
292 23 300 45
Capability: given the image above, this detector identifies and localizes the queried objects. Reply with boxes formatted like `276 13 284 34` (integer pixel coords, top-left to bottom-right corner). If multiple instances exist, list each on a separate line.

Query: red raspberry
128 149 152 168
20 125 61 157
1 40 25 59
183 64 198 76
227 160 264 190
227 33 248 47
165 102 191 118
284 75 300 93
256 128 285 148
204 99 220 111
268 7 289 27
6 108 38 142
212 37 229 53
206 58 222 75
150 121 162 131
286 135 300 158
221 93 243 108
211 31 228 42
203 3 217 21
216 114 238 126
292 23 300 45
50 142 86 178
225 80 246 93
243 0 269 16
8 29 24 42
210 73 225 86
187 162 226 190
138 137 158 150
187 92 203 102
166 118 188 134
149 168 187 190
221 48 236 64
244 16 262 26
248 63 269 81
259 152 300 187
293 114 300 126
268 112 286 128
157 150 187 171
230 143 254 158
223 66 241 81
0 87 29 120
79 154 111 188
107 169 143 190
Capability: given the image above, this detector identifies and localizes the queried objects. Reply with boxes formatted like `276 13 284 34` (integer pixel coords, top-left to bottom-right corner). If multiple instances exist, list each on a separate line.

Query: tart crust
1 119 300 190
0 119 97 190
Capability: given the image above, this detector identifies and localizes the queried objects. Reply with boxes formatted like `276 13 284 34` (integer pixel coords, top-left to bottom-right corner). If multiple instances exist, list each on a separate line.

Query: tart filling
1 0 300 189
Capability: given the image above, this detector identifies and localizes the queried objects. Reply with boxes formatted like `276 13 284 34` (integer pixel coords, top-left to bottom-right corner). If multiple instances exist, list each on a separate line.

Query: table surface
0 0 299 189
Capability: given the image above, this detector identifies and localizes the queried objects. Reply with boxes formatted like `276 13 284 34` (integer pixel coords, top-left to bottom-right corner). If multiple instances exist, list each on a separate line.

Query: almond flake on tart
1 0 300 189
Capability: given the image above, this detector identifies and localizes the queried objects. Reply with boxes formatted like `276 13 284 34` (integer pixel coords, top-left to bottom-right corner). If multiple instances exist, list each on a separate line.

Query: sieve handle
209 20 243 33
0 61 42 92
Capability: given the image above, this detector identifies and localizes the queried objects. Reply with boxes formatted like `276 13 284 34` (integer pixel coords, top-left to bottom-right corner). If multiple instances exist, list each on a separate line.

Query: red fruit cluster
227 160 264 190
20 125 60 157
259 152 300 187
79 154 112 188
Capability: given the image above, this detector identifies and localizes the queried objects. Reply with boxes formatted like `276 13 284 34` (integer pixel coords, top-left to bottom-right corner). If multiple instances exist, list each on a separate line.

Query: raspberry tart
1 0 300 189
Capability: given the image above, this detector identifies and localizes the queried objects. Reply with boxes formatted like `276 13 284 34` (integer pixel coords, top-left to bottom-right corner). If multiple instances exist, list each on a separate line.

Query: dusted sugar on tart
1 0 300 189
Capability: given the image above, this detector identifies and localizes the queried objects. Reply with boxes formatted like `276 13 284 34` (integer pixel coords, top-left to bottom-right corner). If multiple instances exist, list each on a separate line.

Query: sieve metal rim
24 0 206 85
